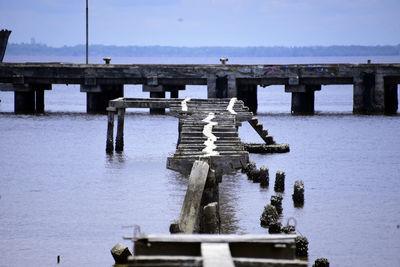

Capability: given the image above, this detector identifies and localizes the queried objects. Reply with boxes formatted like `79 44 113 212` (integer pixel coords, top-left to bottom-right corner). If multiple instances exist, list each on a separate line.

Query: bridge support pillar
82 84 124 113
207 76 217 98
143 85 167 114
3 83 52 114
207 75 237 99
384 83 398 114
15 91 35 114
286 84 320 114
353 73 385 114
149 91 166 114
237 84 257 113
170 90 179 98
164 84 185 99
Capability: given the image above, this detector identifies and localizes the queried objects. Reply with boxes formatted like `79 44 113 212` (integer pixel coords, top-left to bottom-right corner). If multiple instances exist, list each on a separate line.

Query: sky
1 0 400 47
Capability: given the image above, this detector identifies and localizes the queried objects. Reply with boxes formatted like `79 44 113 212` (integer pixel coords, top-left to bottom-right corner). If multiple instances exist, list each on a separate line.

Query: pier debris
242 161 256 174
271 195 283 215
274 171 286 192
268 221 283 234
249 168 261 182
244 143 290 154
259 166 269 187
169 221 182 234
313 258 330 267
282 225 296 234
260 205 279 227
295 236 309 257
293 180 305 206
111 243 132 264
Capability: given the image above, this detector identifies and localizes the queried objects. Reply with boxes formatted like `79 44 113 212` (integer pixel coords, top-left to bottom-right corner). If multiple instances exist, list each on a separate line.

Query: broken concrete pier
1 62 399 114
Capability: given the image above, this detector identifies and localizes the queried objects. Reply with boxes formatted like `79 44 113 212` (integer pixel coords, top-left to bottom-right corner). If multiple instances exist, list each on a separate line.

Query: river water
0 55 399 266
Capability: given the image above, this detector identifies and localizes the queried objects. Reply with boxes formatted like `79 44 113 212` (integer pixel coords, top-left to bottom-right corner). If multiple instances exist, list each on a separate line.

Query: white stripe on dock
201 113 219 156
227 98 237 114
181 98 191 111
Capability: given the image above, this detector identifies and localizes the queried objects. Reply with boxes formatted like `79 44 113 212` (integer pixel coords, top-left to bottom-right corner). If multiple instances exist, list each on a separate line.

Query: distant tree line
6 43 400 57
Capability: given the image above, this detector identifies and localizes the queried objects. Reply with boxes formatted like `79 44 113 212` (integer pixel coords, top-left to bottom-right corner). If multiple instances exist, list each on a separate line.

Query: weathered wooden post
203 202 219 234
274 171 285 192
259 166 269 187
0 29 11 62
293 180 305 206
271 195 283 215
115 108 125 152
106 107 116 153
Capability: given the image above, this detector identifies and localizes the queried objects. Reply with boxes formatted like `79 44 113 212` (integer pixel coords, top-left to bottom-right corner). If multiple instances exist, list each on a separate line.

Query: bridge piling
14 90 35 114
384 82 398 114
285 84 320 114
82 84 124 113
207 76 217 98
237 84 257 113
115 108 125 152
353 72 386 114
106 107 115 153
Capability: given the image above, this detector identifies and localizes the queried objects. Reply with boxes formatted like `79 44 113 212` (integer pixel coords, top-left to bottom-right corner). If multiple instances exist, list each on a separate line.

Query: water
1 56 400 266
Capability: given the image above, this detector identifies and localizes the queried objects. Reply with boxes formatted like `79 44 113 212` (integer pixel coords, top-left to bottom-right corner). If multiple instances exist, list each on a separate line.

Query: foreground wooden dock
122 234 307 266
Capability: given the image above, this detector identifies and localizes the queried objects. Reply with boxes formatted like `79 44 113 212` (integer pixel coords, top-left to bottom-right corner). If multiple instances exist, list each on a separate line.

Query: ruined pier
107 97 304 266
0 62 399 114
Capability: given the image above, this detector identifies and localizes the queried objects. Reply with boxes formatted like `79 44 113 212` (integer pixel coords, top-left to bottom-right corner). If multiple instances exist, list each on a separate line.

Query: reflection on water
105 153 127 169
0 56 399 266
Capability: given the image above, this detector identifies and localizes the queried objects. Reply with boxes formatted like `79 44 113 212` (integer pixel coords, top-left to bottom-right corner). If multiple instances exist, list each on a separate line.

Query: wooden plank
127 255 202 266
178 159 210 233
234 258 308 266
201 243 234 267
128 234 297 244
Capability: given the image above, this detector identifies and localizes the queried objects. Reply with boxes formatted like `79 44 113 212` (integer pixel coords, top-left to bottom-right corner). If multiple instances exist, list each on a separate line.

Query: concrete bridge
0 62 399 114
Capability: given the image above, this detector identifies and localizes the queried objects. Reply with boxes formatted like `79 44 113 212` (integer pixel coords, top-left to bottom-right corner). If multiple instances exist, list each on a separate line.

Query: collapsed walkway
106 98 303 266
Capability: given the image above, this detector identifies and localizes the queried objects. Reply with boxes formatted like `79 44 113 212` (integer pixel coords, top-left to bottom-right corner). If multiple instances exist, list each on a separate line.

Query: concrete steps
248 117 276 145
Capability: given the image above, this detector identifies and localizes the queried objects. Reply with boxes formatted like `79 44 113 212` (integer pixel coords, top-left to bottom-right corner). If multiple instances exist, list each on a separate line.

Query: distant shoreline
6 43 400 57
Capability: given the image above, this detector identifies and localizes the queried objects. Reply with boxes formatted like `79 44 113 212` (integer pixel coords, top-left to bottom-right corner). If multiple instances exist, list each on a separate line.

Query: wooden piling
106 107 115 153
275 171 286 192
203 202 220 234
115 108 125 152
293 180 305 206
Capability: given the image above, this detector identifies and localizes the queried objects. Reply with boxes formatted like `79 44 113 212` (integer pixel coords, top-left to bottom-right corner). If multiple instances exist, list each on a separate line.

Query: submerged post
115 108 125 152
106 107 116 153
